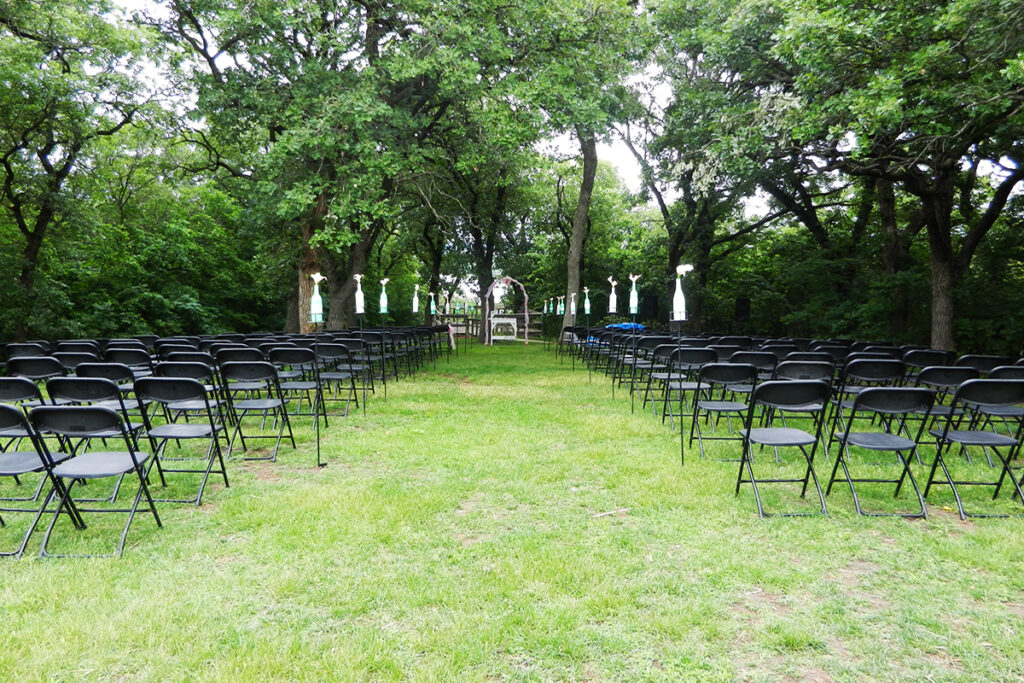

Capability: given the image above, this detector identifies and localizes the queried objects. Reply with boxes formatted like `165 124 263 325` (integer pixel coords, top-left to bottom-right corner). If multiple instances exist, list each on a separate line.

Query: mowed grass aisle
2 343 1024 680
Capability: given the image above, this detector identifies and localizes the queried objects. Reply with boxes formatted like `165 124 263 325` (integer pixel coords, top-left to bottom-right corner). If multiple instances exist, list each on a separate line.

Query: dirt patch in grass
455 492 485 515
831 559 890 612
731 586 793 622
1003 602 1024 619
455 532 491 546
782 668 833 682
241 462 281 481
925 649 965 673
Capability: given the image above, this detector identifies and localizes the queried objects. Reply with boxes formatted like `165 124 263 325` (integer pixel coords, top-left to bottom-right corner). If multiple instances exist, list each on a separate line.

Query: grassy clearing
2 343 1023 681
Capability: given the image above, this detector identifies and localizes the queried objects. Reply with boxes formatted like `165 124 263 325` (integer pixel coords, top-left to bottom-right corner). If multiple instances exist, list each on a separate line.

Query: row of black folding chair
0 403 161 558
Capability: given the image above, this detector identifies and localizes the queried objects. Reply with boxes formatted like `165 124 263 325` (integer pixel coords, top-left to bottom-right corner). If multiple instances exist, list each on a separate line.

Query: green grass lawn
2 343 1023 681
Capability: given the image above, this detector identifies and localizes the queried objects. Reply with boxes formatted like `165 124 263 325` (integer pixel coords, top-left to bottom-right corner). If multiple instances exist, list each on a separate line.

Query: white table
489 316 518 341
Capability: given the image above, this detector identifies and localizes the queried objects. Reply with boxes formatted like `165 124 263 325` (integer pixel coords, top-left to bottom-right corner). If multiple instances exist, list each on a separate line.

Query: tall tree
0 0 149 337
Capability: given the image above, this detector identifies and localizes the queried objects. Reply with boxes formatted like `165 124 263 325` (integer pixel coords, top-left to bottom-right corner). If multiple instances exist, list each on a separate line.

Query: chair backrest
46 377 121 405
7 356 64 381
157 344 198 359
269 347 316 367
135 376 209 405
637 336 673 352
154 361 215 382
902 349 955 369
316 343 353 364
30 405 129 440
954 378 1024 407
914 365 979 391
862 345 900 358
773 360 834 382
852 386 935 416
729 351 778 372
0 376 43 405
707 344 743 359
165 351 216 365
215 347 264 364
259 342 297 356
220 360 278 383
5 342 47 359
783 351 834 364
698 362 758 386
749 380 831 411
0 402 33 436
956 354 1013 375
74 362 134 384
840 358 905 385
670 347 718 370
53 351 100 371
718 335 753 350
988 365 1024 380
55 340 101 354
106 339 147 351
650 344 678 362
105 347 152 368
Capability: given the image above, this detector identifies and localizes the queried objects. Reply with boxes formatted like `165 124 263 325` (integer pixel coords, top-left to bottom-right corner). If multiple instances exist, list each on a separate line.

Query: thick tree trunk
929 253 957 351
473 250 494 343
922 173 958 351
562 129 597 330
295 193 329 333
296 244 319 334
326 235 371 330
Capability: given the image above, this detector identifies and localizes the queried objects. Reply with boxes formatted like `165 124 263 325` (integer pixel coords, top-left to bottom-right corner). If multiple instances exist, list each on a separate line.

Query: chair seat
698 399 747 412
0 449 72 475
280 381 317 391
742 427 816 447
978 405 1024 419
53 450 152 479
651 372 686 381
840 431 915 451
167 398 221 412
147 423 220 440
321 371 354 381
227 381 265 392
234 398 285 411
0 425 32 438
929 429 1018 447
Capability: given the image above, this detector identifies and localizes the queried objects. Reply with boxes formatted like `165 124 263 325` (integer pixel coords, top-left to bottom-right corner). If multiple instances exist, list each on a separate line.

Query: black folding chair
219 361 296 461
736 380 831 518
924 379 1024 519
689 363 759 460
135 377 229 505
827 387 934 517
269 347 324 423
0 379 52 503
30 406 162 558
0 405 79 557
317 343 363 416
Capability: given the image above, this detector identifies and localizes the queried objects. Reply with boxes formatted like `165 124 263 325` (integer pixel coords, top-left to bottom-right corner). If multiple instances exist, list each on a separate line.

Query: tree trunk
472 241 494 343
922 173 958 351
929 252 957 351
326 234 371 330
562 129 597 330
296 244 319 334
